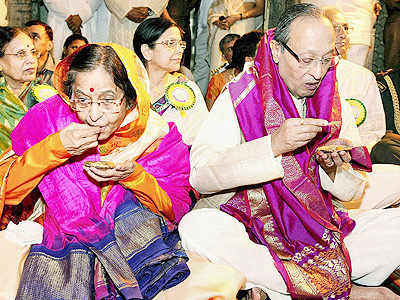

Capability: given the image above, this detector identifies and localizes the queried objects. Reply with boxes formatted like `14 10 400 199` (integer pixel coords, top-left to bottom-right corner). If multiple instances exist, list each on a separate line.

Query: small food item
317 145 353 152
327 121 341 126
84 161 116 169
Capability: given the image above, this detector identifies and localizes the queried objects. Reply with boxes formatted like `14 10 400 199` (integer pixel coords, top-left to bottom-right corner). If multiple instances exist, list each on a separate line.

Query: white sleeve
190 89 284 194
320 99 367 201
44 0 92 22
360 72 386 151
179 81 209 145
104 0 133 20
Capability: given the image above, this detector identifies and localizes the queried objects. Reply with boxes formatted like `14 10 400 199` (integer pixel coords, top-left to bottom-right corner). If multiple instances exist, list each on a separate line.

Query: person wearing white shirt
105 0 173 50
323 6 400 210
44 0 110 59
0 0 7 26
301 0 380 68
179 4 400 300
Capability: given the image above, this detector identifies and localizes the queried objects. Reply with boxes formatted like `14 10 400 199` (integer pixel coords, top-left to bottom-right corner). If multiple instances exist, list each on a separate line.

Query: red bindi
89 88 94 93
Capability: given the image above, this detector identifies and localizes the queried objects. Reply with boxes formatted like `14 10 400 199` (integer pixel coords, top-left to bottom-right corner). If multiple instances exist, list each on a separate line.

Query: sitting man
323 6 400 209
323 6 385 152
179 3 400 300
210 33 240 76
25 20 57 85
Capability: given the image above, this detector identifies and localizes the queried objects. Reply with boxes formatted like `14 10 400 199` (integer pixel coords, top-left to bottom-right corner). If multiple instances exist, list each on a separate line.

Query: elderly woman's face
71 66 129 141
0 32 37 85
147 26 185 72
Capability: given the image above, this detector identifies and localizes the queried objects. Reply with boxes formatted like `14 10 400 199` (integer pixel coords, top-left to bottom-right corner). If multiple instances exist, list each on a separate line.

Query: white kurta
44 0 108 59
337 59 385 152
105 0 168 50
0 0 7 26
208 0 263 74
189 72 365 200
336 59 400 210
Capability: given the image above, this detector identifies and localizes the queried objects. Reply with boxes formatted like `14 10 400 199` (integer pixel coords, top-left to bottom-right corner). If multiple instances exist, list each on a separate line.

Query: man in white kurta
302 0 379 68
323 6 400 209
105 0 170 50
179 4 400 300
44 0 110 59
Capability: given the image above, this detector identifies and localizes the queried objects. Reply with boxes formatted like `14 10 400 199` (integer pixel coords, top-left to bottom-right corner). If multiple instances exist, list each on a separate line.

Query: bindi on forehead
90 88 94 93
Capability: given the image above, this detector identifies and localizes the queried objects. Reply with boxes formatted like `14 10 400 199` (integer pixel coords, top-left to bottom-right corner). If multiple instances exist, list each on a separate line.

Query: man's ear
270 39 282 64
141 44 153 62
47 40 54 52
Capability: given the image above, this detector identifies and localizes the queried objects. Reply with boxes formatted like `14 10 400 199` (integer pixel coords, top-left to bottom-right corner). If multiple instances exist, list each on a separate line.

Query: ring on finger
300 118 304 125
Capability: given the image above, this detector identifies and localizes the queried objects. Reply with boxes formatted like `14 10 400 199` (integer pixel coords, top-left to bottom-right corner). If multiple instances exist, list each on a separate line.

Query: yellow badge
32 85 58 102
346 98 366 127
165 82 195 111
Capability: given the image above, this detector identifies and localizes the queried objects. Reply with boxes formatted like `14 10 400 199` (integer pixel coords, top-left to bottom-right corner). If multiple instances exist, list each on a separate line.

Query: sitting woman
0 26 41 153
0 43 190 298
133 18 208 145
0 43 244 300
0 26 47 231
61 33 88 59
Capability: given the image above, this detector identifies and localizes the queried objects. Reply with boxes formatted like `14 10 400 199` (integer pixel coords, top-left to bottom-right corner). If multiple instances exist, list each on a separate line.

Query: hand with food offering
316 138 353 177
83 160 136 182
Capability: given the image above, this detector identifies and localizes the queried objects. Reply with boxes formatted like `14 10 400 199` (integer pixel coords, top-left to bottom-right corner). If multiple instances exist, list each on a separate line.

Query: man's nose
309 60 325 80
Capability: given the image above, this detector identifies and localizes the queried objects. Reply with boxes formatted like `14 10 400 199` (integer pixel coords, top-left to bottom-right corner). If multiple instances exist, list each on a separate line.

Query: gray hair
274 3 323 48
219 33 241 53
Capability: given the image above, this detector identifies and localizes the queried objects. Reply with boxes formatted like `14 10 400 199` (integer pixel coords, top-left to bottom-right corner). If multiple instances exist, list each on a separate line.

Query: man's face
222 38 238 64
271 17 335 98
331 12 350 56
26 24 53 57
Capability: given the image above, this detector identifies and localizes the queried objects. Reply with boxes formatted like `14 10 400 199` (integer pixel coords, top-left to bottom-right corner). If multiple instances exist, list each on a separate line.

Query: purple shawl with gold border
221 30 372 299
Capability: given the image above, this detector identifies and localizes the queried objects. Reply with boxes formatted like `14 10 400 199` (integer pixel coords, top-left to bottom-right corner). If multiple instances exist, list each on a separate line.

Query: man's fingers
300 118 329 127
339 151 351 163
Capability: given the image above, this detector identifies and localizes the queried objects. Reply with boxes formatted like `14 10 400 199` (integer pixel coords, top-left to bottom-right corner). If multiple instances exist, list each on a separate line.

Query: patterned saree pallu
12 94 190 300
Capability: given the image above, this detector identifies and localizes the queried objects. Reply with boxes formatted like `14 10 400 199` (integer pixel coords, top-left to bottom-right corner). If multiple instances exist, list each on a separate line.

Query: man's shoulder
338 59 375 82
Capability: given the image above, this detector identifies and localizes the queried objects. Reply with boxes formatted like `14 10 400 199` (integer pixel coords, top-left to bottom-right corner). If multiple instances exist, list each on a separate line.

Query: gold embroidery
383 74 400 133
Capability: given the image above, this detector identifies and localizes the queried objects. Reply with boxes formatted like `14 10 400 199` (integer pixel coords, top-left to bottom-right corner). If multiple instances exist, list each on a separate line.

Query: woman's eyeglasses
151 40 187 51
70 96 125 113
4 49 41 60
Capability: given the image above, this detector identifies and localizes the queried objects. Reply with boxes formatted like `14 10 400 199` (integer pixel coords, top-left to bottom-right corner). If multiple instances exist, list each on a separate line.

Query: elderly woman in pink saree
0 43 246 299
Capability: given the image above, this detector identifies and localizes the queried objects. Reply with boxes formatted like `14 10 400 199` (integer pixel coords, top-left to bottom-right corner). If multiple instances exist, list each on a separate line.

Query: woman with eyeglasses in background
0 27 48 237
0 27 43 153
133 18 208 146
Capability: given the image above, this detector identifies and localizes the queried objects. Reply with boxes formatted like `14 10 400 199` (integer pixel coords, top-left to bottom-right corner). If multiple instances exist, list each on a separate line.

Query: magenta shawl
11 94 192 299
221 30 372 299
